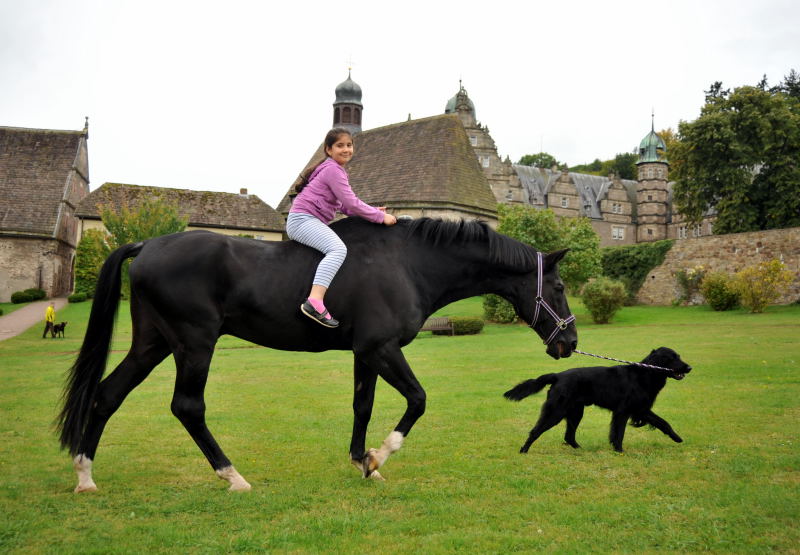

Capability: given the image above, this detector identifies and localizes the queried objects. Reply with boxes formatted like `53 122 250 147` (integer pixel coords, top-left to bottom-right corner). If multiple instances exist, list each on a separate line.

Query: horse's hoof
228 481 252 492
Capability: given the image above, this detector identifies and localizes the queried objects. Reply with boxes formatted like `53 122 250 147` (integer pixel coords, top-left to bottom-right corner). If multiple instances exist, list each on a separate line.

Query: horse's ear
544 248 569 269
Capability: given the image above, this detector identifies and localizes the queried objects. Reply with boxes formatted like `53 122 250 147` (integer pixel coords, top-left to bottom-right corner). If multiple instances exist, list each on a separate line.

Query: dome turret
335 71 363 107
333 70 363 134
637 115 667 164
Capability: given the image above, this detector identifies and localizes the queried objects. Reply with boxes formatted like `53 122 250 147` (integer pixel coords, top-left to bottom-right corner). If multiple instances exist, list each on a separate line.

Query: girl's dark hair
294 128 353 194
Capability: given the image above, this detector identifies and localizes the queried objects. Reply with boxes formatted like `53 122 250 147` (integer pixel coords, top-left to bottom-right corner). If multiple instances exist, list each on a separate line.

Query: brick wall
637 227 800 305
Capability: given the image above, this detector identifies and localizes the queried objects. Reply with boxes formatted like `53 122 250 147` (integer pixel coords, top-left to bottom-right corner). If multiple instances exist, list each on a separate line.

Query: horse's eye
555 284 565 292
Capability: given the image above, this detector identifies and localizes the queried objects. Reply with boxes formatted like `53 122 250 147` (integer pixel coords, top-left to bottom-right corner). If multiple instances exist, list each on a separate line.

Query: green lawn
1 298 798 552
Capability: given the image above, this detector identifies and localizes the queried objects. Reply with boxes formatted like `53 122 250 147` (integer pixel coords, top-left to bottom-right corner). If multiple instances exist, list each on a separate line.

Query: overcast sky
2 0 798 208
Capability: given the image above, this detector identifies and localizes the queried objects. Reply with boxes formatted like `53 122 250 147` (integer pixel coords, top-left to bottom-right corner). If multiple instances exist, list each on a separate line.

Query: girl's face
326 134 354 166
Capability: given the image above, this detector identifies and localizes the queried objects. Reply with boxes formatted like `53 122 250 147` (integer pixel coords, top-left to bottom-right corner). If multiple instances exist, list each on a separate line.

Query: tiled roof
76 183 284 232
0 126 85 236
277 114 497 215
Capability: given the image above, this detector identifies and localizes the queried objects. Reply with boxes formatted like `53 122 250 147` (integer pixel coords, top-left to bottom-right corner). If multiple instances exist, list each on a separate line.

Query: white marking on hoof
349 457 385 481
73 455 97 493
216 465 252 491
372 431 404 468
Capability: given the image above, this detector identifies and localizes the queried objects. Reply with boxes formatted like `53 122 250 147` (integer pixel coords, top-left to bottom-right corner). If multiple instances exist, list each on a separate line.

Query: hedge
600 240 673 302
432 317 485 336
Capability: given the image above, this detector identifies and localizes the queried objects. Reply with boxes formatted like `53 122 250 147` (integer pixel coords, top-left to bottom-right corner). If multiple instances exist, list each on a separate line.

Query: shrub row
431 317 485 336
10 288 46 304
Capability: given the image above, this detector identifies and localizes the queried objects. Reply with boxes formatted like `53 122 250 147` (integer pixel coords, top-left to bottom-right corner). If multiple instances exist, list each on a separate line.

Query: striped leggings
286 213 347 288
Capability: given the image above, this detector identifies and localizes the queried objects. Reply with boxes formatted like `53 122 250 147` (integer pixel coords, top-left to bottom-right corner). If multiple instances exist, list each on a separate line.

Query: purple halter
531 252 576 345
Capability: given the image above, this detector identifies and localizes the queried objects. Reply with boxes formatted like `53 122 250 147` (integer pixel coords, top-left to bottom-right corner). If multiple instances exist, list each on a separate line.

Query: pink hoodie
290 158 385 224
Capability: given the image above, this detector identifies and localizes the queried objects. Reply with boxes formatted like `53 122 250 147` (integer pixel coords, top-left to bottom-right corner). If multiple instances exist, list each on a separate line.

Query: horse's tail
56 241 144 454
503 373 558 401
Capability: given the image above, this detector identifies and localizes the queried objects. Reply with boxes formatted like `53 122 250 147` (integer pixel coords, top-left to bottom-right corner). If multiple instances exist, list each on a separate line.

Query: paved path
0 298 69 341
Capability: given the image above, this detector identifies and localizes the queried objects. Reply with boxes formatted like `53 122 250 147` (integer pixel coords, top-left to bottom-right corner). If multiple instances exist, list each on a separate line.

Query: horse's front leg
356 344 426 479
348 357 384 480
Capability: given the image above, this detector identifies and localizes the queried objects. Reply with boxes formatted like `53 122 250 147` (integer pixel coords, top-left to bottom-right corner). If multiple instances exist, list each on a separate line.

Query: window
646 167 654 179
678 226 687 239
612 226 624 240
481 156 490 168
561 197 568 208
692 224 702 237
647 228 653 236
342 107 352 124
470 135 478 146
647 194 653 201
612 203 622 214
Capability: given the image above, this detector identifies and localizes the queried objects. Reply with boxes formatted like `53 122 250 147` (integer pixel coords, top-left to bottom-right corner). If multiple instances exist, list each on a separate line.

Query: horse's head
514 249 577 359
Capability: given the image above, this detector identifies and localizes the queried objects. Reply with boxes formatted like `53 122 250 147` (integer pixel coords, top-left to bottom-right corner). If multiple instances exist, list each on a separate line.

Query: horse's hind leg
73 330 170 492
170 343 250 491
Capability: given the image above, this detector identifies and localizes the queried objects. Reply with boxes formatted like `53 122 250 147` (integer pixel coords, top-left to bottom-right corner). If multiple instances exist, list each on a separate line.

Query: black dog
504 347 691 453
52 322 67 338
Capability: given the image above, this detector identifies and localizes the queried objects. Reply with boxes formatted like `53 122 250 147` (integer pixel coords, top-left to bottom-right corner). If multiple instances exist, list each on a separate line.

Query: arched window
334 108 340 124
354 108 361 125
342 107 352 124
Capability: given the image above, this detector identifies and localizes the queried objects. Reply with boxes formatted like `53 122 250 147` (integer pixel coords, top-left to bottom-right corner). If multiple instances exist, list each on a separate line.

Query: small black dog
52 322 67 338
504 347 691 453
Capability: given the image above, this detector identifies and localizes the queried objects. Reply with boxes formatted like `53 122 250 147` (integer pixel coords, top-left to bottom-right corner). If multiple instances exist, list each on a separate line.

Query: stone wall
637 227 800 305
0 237 74 301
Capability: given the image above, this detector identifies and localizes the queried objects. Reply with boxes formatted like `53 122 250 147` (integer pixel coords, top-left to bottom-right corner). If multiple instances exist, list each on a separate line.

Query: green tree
73 229 111 298
670 74 800 233
496 204 602 292
606 152 638 180
518 152 560 168
101 197 189 249
100 197 189 295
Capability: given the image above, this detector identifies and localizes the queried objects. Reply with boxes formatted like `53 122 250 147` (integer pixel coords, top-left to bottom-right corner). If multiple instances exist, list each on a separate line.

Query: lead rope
573 349 676 374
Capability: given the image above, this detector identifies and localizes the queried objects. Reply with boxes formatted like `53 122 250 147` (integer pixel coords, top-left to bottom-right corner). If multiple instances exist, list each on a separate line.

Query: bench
419 317 454 336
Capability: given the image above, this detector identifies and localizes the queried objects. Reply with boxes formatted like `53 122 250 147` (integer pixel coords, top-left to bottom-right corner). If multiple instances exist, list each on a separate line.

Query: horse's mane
404 218 537 272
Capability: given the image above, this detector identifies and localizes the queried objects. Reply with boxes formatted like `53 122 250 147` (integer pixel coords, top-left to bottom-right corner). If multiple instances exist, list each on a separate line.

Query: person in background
43 301 56 338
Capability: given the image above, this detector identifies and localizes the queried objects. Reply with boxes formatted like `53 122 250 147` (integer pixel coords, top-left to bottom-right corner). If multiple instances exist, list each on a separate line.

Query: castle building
281 73 714 246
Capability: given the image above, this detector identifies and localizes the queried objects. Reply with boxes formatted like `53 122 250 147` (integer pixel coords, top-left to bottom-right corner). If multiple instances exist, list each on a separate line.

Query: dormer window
561 197 568 208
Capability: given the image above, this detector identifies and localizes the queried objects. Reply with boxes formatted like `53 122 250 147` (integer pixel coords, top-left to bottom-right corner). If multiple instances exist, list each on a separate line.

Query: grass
1 297 798 553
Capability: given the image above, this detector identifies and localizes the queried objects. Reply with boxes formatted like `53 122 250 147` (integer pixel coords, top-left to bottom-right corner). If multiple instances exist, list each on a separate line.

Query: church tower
333 70 363 134
636 115 669 242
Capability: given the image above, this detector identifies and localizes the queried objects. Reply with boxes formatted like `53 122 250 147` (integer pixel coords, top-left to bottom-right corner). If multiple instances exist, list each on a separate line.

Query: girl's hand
383 212 397 226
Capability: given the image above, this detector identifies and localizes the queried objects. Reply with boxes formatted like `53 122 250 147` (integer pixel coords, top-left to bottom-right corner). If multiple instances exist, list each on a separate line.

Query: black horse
57 217 577 492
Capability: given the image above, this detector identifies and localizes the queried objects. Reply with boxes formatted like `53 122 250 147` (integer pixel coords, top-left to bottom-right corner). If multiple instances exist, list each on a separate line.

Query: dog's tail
504 374 558 401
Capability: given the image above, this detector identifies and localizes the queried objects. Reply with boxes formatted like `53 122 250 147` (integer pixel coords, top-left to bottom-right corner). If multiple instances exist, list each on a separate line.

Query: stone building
281 73 717 246
76 183 285 241
0 122 90 301
447 84 716 246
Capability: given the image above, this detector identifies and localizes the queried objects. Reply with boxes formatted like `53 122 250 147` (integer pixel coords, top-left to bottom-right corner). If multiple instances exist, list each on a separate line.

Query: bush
24 288 46 301
482 294 518 324
581 277 627 324
74 229 111 298
11 291 35 304
700 271 740 311
733 259 795 313
0 308 3 316
449 317 485 335
68 292 88 303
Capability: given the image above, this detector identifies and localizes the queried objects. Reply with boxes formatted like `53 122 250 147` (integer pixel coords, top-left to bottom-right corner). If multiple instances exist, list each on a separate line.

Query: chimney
239 188 248 196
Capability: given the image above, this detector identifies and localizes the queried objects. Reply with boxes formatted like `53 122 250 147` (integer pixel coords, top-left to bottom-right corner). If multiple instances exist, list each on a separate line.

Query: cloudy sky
2 0 798 208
